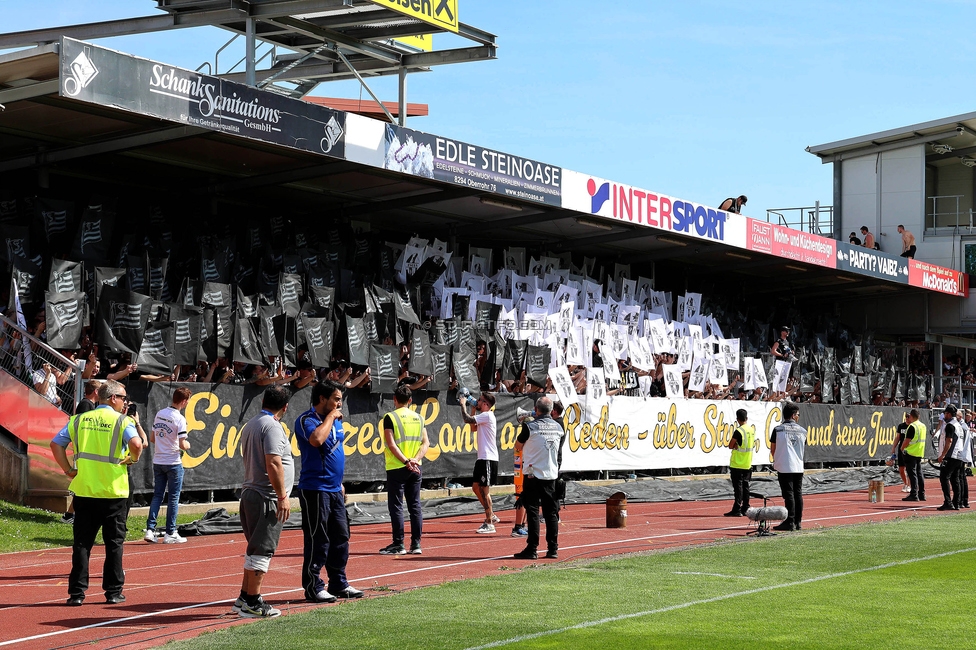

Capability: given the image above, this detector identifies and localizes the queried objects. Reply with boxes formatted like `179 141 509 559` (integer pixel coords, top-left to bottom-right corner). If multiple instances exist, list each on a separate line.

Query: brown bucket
606 491 628 528
868 479 885 503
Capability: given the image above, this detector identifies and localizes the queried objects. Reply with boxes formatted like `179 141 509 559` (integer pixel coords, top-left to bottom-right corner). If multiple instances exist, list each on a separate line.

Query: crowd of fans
0 195 953 412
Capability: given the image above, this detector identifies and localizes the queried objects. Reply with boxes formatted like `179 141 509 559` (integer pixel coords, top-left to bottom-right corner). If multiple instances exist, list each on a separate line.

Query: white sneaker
231 597 245 614
476 522 496 534
490 514 500 524
163 532 187 544
144 530 157 543
902 485 911 493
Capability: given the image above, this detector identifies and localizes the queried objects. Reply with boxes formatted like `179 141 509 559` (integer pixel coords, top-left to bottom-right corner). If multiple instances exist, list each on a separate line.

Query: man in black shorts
234 386 294 618
461 393 499 534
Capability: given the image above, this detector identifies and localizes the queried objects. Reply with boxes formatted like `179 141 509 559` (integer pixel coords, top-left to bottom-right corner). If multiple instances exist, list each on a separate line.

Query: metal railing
925 195 975 235
0 314 84 415
765 202 834 236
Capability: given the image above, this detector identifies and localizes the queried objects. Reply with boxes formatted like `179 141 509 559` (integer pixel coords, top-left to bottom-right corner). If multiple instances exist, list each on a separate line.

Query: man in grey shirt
770 402 806 532
234 385 294 618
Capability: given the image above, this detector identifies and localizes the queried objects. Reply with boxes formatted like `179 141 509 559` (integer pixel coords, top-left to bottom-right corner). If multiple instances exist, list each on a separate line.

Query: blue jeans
146 464 184 534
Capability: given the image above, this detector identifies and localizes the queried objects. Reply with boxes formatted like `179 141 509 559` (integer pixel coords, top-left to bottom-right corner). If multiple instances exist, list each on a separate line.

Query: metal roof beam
0 12 239 48
198 160 362 194
343 187 478 217
0 79 58 105
456 22 496 46
266 16 401 63
403 46 495 68
0 125 206 173
810 129 966 164
474 211 570 231
553 228 658 250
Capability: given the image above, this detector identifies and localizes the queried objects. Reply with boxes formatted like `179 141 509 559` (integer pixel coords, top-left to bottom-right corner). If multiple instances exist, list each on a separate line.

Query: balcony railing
765 202 834 237
925 195 976 235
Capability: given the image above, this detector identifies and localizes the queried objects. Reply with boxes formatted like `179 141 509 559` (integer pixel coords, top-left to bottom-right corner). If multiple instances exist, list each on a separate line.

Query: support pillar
245 17 256 87
398 67 407 126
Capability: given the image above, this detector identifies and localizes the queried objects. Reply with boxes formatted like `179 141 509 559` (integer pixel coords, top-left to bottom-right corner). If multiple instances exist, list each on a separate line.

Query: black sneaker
239 598 281 618
723 510 743 517
902 496 919 502
773 522 795 532
937 503 957 511
514 548 537 560
105 593 126 604
379 543 406 555
408 541 422 555
545 549 558 559
61 512 74 524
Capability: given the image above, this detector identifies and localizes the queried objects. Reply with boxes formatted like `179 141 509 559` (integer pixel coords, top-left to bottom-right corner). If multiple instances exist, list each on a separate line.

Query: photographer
770 326 796 361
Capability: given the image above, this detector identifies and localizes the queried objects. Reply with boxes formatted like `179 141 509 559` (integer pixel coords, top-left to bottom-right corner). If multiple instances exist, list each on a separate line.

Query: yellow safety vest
68 407 133 499
729 423 756 470
384 407 424 471
905 421 927 458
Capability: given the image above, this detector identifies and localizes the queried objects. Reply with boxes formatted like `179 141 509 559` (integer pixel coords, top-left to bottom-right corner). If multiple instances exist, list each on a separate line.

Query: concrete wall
841 153 878 241
879 146 925 253
0 428 27 504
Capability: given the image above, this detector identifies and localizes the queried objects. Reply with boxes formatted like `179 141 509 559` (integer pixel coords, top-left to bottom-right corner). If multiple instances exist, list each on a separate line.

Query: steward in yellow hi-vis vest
49 380 146 605
380 385 430 555
725 409 755 517
900 409 928 501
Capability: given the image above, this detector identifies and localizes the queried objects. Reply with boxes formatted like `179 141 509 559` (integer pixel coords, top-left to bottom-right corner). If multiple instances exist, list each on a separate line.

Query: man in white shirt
145 387 192 544
461 392 499 534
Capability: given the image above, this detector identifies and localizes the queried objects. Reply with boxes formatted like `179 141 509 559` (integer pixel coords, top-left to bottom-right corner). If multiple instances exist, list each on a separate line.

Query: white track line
0 503 957 645
463 546 976 650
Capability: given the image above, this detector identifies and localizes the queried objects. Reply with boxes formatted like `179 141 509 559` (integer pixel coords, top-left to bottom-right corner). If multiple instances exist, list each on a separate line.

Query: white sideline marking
0 503 956 645
463 546 976 650
673 572 754 579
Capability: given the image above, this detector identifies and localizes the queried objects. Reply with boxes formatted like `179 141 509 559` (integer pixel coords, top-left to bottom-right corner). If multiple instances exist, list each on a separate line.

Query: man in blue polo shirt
294 381 363 603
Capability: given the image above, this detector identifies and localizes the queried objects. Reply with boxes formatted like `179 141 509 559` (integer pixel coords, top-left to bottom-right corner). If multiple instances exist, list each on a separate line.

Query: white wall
879 145 925 254
841 153 878 240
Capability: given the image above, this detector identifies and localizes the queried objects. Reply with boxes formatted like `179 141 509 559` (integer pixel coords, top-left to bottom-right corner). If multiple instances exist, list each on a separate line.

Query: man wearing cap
770 326 794 361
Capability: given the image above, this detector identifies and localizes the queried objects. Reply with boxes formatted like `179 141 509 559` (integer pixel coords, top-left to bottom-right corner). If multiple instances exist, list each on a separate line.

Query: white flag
548 366 579 407
663 363 684 400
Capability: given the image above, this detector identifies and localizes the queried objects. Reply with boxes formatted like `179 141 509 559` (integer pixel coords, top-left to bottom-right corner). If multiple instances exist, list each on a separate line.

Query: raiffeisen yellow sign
395 34 433 52
370 0 458 34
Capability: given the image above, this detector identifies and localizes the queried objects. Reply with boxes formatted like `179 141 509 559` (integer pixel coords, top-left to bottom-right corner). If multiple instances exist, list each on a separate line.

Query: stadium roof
807 110 976 167
0 39 963 310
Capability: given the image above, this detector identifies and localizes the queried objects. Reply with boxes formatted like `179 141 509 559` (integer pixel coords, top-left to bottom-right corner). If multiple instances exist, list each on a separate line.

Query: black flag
71 202 113 264
369 344 400 394
408 327 433 376
503 340 527 381
307 285 335 321
453 345 481 397
95 285 152 354
94 267 127 307
279 273 303 318
48 259 83 294
201 282 231 308
525 344 551 388
168 305 202 366
233 315 265 365
346 315 370 366
301 316 334 368
429 344 452 391
45 291 87 349
137 321 176 376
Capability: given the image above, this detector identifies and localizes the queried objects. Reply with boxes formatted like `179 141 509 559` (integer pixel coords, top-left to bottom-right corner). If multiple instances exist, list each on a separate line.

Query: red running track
0 477 971 649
